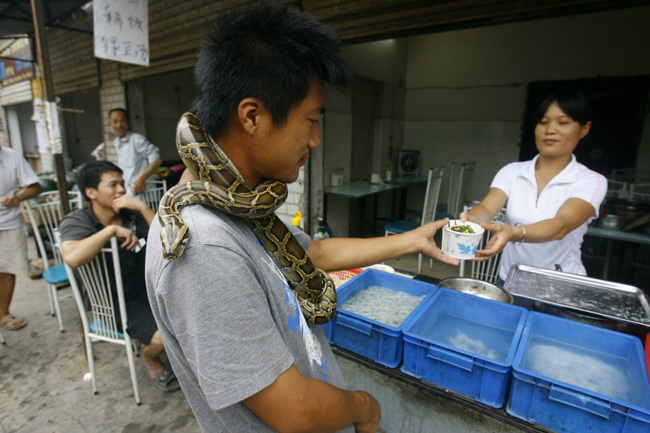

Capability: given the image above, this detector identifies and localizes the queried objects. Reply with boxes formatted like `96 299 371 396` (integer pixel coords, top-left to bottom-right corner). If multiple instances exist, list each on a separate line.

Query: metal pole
30 0 70 214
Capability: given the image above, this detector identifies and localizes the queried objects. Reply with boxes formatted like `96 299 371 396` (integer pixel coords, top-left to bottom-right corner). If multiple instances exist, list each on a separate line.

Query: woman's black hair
193 0 352 138
77 161 123 201
534 91 592 126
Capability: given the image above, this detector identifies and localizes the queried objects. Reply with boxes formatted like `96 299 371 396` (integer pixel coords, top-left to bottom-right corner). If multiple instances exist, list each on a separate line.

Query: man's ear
85 187 97 200
237 98 264 136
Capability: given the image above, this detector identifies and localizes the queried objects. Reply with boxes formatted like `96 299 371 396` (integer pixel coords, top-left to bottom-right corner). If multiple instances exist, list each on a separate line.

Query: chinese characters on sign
94 0 149 67
0 38 34 86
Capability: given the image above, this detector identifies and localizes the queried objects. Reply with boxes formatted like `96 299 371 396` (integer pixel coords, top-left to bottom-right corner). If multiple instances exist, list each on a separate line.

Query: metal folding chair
630 183 650 202
459 204 505 281
384 167 444 274
606 179 629 199
24 190 83 332
469 224 504 284
141 179 167 213
59 234 141 405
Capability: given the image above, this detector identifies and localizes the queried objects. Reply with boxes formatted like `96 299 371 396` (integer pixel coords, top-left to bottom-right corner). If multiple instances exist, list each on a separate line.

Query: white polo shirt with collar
491 154 607 280
0 146 40 230
113 131 160 196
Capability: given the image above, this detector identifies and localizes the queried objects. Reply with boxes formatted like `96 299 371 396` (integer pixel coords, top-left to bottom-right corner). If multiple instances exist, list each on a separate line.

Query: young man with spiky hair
145 2 458 432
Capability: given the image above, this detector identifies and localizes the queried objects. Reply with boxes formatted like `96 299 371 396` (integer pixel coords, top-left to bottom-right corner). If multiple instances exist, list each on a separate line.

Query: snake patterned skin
158 111 337 324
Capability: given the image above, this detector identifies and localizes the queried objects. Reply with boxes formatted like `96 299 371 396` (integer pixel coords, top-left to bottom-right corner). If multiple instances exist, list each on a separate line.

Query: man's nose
309 124 320 148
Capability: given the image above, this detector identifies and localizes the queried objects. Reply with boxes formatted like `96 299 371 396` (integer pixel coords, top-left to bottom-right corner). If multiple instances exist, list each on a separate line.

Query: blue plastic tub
401 288 528 408
507 312 650 433
321 269 437 368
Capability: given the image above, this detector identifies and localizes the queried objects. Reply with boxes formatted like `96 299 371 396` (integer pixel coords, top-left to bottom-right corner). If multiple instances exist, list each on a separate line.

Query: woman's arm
306 219 460 272
474 198 596 260
460 188 508 225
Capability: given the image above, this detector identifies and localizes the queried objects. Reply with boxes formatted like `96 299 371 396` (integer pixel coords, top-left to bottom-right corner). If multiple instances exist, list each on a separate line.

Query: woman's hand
459 211 472 223
472 223 519 261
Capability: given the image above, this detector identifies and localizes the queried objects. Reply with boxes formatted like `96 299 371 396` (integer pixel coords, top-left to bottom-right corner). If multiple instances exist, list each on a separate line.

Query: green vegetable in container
451 225 475 234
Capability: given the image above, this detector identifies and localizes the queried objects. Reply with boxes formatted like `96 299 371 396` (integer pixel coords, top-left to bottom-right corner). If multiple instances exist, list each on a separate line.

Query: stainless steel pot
597 214 623 230
600 198 650 229
437 277 513 303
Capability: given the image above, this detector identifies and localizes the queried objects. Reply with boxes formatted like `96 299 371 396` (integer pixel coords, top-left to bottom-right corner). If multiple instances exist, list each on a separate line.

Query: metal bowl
437 277 513 303
597 214 623 230
600 198 650 228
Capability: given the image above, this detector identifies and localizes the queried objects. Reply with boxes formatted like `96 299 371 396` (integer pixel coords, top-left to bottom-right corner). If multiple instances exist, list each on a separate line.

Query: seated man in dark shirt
60 161 179 392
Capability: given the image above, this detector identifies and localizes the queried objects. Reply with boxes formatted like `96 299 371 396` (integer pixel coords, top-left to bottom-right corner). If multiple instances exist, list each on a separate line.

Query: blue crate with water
507 312 650 433
401 288 528 408
321 269 437 368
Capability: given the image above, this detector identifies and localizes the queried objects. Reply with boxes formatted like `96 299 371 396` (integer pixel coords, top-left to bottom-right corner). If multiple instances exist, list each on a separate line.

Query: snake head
161 223 189 260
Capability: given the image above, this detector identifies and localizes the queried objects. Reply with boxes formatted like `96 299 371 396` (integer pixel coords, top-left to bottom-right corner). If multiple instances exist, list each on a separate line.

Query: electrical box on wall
398 150 421 176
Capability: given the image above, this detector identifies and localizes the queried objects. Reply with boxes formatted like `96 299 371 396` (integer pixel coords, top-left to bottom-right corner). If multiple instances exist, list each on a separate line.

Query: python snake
158 111 337 324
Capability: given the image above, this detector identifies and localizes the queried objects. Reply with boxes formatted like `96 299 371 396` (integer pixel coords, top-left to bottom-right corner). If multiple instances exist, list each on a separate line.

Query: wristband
513 223 525 245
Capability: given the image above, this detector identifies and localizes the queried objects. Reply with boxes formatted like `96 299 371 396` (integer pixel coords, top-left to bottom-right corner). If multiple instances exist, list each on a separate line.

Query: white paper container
441 221 485 259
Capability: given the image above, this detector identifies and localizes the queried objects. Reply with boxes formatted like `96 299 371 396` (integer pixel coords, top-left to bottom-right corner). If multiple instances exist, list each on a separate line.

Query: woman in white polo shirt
460 91 608 286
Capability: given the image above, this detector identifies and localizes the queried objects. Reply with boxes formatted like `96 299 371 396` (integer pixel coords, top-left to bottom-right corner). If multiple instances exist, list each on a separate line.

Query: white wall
405 6 650 102
344 38 408 87
323 6 650 232
403 6 650 207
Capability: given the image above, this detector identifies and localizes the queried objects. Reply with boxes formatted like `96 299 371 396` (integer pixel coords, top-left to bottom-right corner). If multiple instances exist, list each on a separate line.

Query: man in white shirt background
109 108 163 198
0 146 42 330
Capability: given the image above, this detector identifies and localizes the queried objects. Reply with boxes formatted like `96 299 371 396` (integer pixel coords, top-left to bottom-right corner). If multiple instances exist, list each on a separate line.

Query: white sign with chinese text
94 0 149 66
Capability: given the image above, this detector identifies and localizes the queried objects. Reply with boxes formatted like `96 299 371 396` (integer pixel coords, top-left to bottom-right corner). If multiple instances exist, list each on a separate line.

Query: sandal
0 314 27 331
150 369 181 392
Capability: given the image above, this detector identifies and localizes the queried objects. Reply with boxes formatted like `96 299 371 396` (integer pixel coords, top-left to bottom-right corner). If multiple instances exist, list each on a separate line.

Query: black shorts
119 287 157 346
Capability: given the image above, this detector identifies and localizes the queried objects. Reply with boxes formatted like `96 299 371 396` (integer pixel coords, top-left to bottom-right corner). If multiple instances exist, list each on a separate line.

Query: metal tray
504 264 650 326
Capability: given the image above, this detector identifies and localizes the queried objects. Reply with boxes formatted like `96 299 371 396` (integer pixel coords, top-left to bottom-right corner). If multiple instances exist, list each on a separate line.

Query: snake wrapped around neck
158 111 337 325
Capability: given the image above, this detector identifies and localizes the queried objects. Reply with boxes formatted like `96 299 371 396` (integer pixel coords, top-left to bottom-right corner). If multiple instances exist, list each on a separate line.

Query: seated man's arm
244 364 380 433
112 194 155 225
61 225 139 268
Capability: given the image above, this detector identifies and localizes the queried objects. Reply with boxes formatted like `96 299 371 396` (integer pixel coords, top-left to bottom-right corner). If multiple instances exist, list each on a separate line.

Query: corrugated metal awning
0 79 32 105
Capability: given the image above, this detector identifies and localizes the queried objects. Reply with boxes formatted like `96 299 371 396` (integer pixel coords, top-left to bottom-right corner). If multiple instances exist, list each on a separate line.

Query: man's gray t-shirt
146 205 353 433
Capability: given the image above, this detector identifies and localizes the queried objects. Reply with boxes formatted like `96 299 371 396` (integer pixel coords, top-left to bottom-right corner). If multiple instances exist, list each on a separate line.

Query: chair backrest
462 203 506 223
611 168 650 185
606 179 629 199
447 161 476 218
461 203 505 283
421 167 444 226
630 183 650 202
24 190 83 271
446 162 455 214
142 179 167 213
62 236 130 343
470 221 504 284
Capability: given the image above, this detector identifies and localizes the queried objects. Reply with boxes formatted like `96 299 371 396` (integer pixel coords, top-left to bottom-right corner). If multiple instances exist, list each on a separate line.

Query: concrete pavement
0 238 200 433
